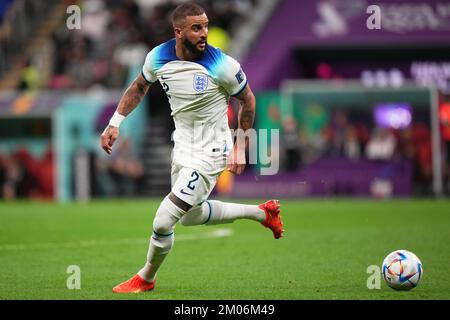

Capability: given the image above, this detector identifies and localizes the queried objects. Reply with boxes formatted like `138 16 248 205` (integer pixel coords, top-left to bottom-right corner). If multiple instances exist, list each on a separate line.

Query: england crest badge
193 73 208 93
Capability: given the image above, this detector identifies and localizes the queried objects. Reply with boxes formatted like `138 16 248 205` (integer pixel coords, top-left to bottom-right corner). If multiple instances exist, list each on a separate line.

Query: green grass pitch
0 199 449 300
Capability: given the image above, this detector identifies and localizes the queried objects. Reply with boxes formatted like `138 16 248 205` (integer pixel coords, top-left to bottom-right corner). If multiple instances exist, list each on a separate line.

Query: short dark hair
171 2 205 27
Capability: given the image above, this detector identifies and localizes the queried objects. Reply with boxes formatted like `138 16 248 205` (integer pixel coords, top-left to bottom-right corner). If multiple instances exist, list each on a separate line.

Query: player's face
179 13 209 55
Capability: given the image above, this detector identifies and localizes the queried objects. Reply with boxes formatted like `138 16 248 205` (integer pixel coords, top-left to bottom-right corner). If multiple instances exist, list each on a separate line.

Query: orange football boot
259 199 284 239
112 274 155 293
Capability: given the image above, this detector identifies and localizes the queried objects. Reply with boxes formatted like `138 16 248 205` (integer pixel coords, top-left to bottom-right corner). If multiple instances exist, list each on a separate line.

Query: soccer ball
382 250 423 291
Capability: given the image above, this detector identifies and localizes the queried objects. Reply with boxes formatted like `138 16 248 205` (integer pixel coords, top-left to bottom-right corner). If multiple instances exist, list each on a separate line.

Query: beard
182 37 206 57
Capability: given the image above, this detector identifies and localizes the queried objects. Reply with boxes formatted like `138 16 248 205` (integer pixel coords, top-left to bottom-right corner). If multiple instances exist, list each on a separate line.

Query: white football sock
180 200 265 226
138 196 185 282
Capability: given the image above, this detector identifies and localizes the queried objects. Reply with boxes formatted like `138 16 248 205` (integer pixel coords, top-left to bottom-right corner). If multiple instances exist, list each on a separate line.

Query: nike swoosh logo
161 75 171 80
180 189 193 196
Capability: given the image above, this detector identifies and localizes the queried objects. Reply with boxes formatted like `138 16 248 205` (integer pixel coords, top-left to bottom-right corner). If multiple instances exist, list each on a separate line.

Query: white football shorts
171 163 221 207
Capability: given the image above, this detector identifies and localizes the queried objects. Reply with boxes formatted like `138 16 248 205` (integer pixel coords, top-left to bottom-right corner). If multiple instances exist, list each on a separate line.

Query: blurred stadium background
1 0 450 300
1 0 450 202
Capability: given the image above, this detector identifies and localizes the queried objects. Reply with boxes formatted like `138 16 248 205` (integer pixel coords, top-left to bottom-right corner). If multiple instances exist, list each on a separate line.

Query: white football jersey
141 39 248 175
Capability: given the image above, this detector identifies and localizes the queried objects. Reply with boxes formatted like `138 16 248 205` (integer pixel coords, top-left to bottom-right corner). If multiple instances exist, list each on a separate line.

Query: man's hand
100 125 119 155
227 143 246 175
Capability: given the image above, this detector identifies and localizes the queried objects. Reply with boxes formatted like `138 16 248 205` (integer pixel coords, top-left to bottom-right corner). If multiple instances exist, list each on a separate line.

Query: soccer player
100 2 284 293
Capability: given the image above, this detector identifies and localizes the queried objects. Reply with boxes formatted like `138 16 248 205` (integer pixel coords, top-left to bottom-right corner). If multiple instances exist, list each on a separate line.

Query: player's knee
179 205 203 226
152 215 175 236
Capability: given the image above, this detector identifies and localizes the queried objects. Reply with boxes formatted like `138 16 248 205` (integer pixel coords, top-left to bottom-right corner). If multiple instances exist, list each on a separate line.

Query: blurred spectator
44 0 258 90
440 102 450 194
0 154 21 200
36 147 54 199
0 1 54 78
412 123 432 195
112 26 149 70
396 124 431 194
80 0 110 43
282 116 300 171
365 128 396 160
298 126 327 165
19 59 40 90
0 149 36 200
97 138 144 197
12 147 40 197
343 125 360 160
320 121 361 160
396 127 416 160
354 123 370 154
0 146 56 200
327 110 350 157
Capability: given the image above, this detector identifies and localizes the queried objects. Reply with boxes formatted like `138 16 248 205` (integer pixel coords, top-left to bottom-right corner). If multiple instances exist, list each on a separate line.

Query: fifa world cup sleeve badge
235 68 244 84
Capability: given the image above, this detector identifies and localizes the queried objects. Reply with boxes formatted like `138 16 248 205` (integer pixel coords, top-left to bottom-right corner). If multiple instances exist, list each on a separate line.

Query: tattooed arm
227 84 256 175
100 73 151 154
116 73 150 116
237 84 256 131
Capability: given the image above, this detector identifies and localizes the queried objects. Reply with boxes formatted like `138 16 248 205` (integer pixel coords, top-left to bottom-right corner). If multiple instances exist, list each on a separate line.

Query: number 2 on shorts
187 171 199 190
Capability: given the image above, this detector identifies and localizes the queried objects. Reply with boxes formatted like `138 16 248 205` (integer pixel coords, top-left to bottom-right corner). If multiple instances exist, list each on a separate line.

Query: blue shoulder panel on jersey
151 39 179 71
193 44 225 78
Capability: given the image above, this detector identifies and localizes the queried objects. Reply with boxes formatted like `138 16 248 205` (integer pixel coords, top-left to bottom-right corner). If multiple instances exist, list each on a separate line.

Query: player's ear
174 26 182 39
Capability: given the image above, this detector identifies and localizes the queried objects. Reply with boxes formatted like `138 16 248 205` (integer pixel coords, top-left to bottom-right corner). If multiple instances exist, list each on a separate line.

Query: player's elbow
243 90 256 109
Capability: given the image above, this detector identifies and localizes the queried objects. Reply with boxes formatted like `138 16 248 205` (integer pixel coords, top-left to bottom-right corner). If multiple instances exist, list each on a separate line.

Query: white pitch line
0 228 233 252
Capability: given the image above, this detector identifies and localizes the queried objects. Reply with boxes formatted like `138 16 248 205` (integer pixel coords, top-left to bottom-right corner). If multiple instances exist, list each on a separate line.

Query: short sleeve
141 50 157 84
218 54 248 97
